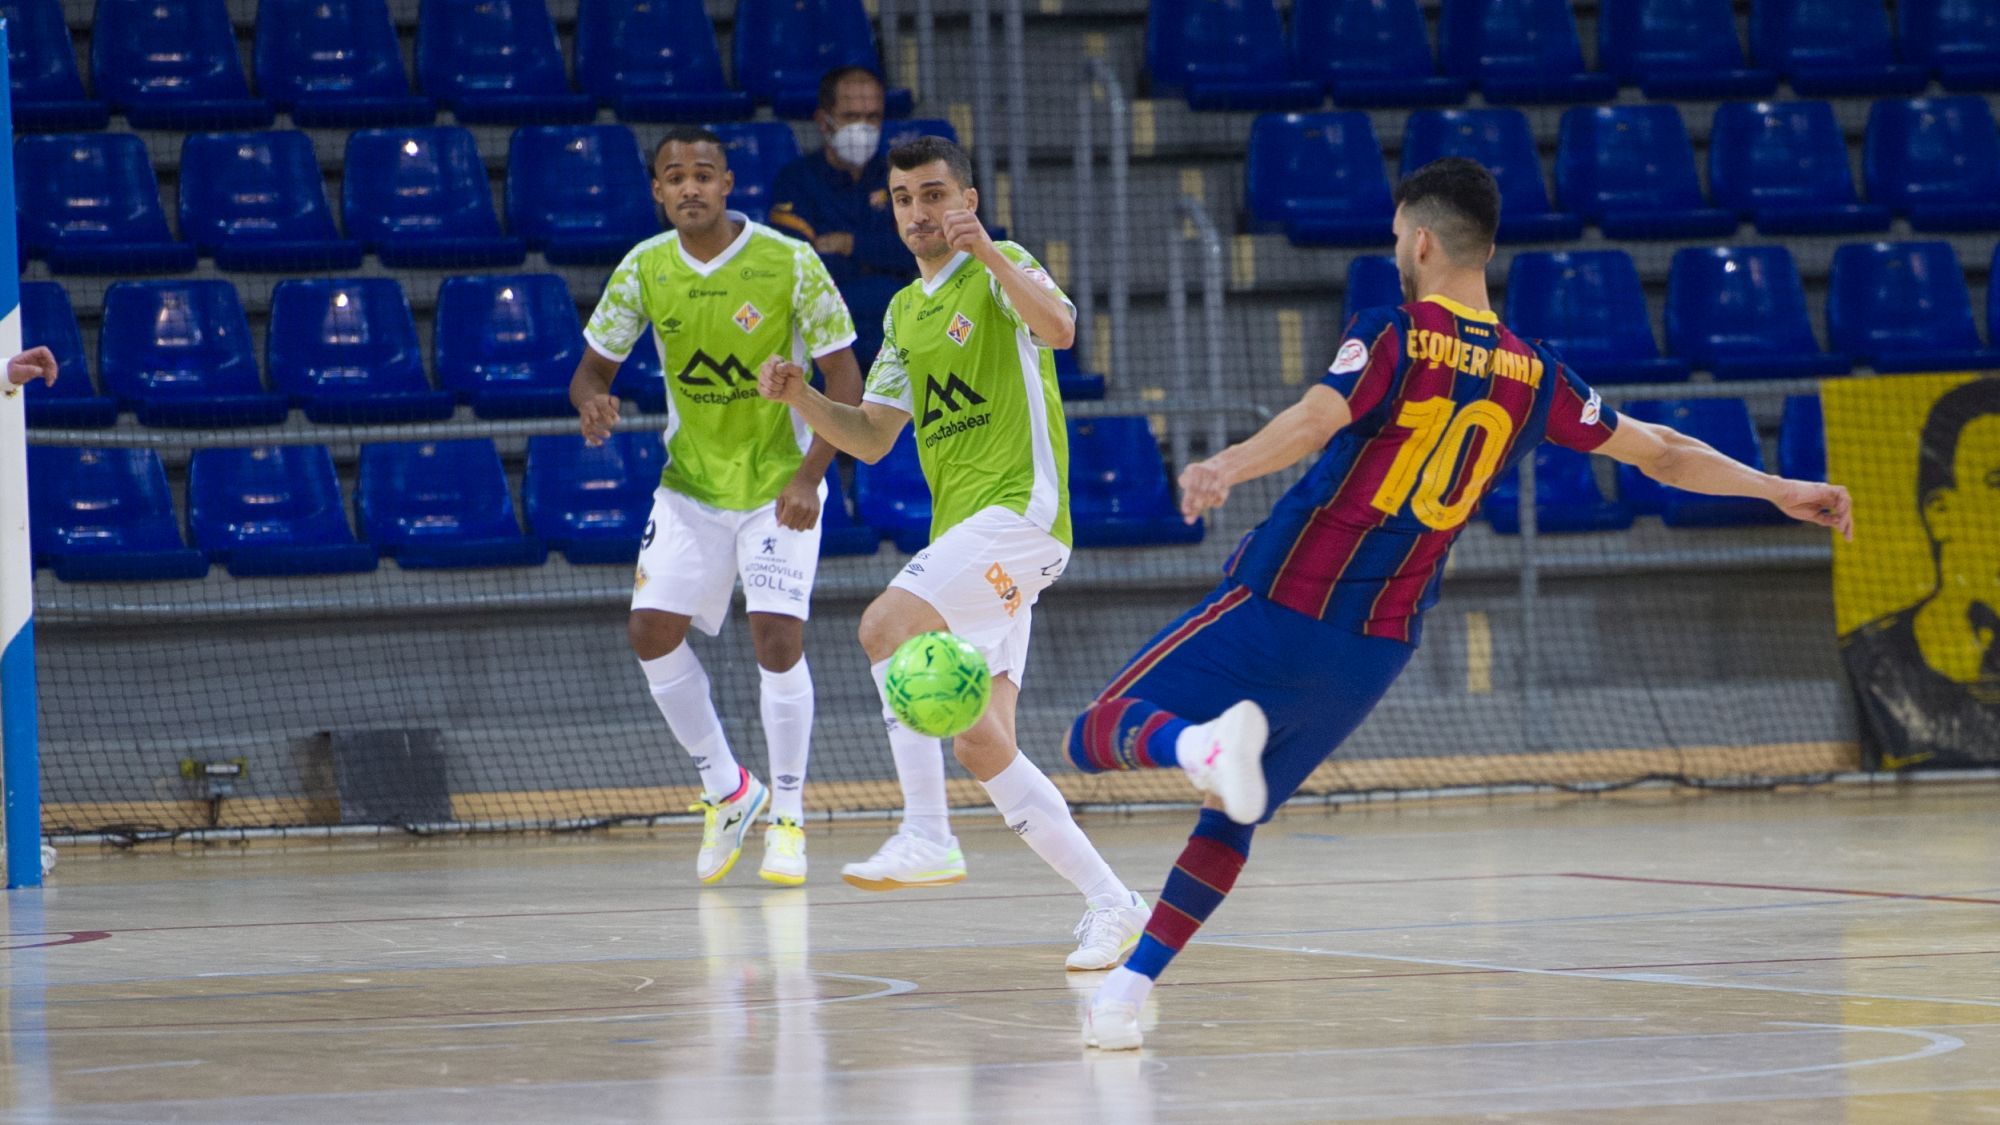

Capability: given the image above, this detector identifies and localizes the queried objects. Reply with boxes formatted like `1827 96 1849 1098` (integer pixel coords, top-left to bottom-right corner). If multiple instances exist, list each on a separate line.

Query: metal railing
1166 196 1230 475
1072 57 1130 381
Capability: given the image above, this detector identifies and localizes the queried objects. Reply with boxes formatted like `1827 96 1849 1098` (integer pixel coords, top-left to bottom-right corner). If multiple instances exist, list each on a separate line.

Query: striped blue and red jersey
1226 295 1620 645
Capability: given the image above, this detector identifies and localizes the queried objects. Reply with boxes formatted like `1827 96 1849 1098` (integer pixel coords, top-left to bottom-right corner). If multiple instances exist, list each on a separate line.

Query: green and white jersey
863 243 1074 547
585 213 856 510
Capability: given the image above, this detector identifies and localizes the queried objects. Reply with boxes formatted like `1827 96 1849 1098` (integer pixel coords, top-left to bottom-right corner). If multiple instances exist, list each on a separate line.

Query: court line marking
1564 871 2000 907
62 1059 206 1077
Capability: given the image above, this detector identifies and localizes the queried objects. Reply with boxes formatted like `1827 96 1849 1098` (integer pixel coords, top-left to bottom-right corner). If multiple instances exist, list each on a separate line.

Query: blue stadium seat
1616 399 1788 526
342 127 527 267
1900 0 2000 92
710 122 802 224
1708 101 1893 235
90 0 273 128
1597 0 1777 99
818 474 881 556
1344 255 1402 322
417 0 596 124
522 433 665 564
610 329 668 413
358 440 548 569
100 281 290 428
1146 0 1322 112
1777 394 1826 482
1863 98 2000 232
435 274 585 419
255 0 434 127
1505 252 1690 384
1402 110 1582 242
188 446 378 576
2 0 109 130
1292 0 1468 107
1439 0 1616 104
1751 0 1927 96
576 0 754 121
267 278 457 424
15 133 198 274
1991 243 2000 348
1246 113 1393 246
1555 106 1737 240
506 125 660 266
18 282 116 429
178 131 363 271
1665 247 1851 380
1827 241 2000 373
1069 417 1205 547
853 428 931 553
1054 349 1106 401
26 447 209 581
731 0 914 118
880 117 960 155
1483 444 1633 535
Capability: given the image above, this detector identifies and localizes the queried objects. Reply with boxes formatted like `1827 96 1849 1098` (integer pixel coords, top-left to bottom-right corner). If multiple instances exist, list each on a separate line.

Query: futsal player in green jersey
759 137 1147 970
569 127 864 887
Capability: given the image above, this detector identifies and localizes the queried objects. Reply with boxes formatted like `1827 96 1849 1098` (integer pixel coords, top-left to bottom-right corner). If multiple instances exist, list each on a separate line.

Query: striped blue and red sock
1067 696 1194 772
1124 808 1253 979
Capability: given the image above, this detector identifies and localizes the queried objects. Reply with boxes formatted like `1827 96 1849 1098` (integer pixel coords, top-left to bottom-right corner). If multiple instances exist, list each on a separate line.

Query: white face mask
829 122 880 167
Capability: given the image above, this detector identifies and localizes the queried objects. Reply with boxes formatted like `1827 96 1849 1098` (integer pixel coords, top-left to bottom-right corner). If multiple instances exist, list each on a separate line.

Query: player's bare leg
749 612 812 886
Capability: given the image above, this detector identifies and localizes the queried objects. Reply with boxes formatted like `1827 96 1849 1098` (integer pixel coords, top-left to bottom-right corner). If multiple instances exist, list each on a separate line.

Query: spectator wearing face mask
769 67 916 366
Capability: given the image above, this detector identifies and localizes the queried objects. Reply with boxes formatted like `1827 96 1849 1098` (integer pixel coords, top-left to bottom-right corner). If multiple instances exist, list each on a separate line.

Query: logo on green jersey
920 373 987 426
676 349 758 389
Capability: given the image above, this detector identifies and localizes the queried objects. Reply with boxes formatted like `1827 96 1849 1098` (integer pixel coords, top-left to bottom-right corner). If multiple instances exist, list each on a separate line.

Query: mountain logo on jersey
676 349 757 388
733 302 764 334
947 312 975 346
920 373 988 426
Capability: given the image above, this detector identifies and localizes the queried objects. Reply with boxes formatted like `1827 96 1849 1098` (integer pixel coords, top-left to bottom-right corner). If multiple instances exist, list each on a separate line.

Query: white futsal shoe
759 818 808 886
839 831 967 891
689 771 770 884
1177 700 1270 825
1082 996 1144 1051
1066 892 1149 971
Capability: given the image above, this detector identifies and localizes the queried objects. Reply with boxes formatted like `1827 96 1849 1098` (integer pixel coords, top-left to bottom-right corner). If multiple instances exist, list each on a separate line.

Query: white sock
978 752 1131 907
640 644 742 800
759 657 813 823
871 658 951 845
1098 965 1154 1006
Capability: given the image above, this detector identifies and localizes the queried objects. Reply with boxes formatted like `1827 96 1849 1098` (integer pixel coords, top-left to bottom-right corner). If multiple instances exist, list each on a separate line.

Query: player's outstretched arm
774 347 867 530
1594 414 1854 540
943 211 1075 349
5 346 58 389
568 349 624 447
1178 384 1354 523
758 356 909 464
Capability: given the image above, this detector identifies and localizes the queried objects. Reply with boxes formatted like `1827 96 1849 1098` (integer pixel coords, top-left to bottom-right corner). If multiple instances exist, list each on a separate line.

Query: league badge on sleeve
1330 338 1369 376
1582 389 1603 426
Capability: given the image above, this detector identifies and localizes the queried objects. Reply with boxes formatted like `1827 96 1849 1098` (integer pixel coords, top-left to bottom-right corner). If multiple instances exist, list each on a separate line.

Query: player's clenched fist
6 346 58 388
576 391 621 447
1775 479 1855 541
1178 459 1231 524
941 209 992 258
758 356 808 404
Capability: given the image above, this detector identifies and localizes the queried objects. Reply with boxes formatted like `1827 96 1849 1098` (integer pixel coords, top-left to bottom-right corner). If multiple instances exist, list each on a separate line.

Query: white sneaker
1178 701 1270 825
1082 996 1144 1050
759 818 807 886
1066 892 1149 971
688 771 769 884
840 831 967 891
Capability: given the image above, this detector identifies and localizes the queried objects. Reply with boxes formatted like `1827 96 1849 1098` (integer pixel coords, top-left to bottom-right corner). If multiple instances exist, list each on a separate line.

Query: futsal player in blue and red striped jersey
1070 158 1855 1049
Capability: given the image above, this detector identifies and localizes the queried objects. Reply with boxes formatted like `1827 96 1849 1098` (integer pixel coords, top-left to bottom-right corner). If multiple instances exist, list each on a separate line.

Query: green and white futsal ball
884 631 992 738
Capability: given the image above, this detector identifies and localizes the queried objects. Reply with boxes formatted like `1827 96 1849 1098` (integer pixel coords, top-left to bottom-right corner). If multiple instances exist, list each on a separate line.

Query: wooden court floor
3 784 1998 1123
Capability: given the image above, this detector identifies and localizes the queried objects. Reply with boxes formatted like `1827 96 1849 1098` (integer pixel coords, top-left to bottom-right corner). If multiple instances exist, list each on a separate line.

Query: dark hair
1917 376 2000 509
651 126 726 175
818 66 885 112
1391 157 1501 261
887 135 973 188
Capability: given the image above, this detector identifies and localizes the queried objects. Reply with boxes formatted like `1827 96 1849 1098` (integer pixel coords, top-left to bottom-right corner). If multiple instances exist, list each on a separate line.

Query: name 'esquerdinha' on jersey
861 241 1074 548
1224 294 1620 644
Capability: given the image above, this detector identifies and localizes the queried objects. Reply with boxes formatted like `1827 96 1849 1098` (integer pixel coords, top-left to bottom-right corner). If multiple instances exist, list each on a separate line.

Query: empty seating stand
1483 444 1633 535
1778 394 1827 482
710 122 803 224
1616 399 1788 527
418 0 596 124
732 0 914 118
818 476 881 556
1827 241 2000 373
576 0 755 121
267 278 457 423
178 130 363 271
27 447 210 581
434 274 585 418
1505 251 1690 383
853 428 932 553
1053 349 1107 401
1863 97 2000 232
1246 113 1394 246
1555 106 1736 239
1146 0 1321 111
1292 0 1468 108
1752 0 1927 96
1708 101 1893 235
1344 255 1403 322
1402 110 1582 242
18 282 116 428
342 127 527 267
523 433 665 564
358 440 549 569
1438 0 1615 104
1665 246 1851 379
1069 417 1205 547
188 446 379 576
91 0 273 128
100 280 290 427
255 0 434 127
2 0 109 130
1597 0 1776 99
16 133 197 274
610 329 668 413
1899 0 2000 92
506 125 661 265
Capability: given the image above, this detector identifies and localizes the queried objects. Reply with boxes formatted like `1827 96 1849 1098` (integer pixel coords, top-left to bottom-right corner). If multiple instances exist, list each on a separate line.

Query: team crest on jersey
1330 338 1369 375
947 312 975 346
733 302 763 333
1581 389 1603 426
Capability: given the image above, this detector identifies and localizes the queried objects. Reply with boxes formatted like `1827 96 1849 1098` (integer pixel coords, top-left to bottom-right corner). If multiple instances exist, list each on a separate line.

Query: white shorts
889 506 1070 682
631 484 823 635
